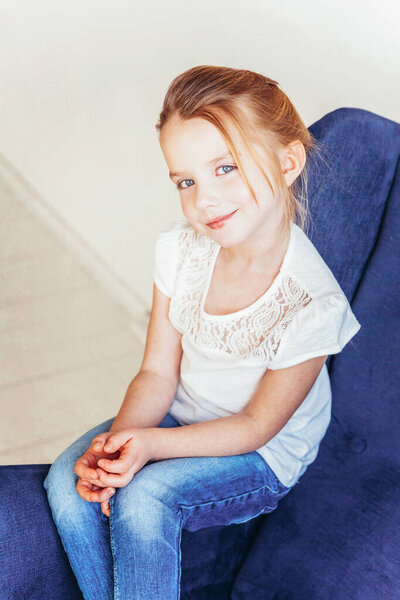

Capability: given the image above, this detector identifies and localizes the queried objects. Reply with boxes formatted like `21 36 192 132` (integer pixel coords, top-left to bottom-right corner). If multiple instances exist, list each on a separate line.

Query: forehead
160 115 228 152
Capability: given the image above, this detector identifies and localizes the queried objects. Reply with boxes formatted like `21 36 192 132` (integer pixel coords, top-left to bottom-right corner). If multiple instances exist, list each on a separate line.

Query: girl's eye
176 179 194 190
176 165 236 190
216 165 236 175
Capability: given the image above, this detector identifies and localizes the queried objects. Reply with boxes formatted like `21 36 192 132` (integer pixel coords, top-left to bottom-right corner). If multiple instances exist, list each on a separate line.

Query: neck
220 224 291 272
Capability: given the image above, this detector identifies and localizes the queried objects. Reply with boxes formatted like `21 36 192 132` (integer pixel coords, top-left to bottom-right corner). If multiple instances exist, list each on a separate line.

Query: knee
43 451 80 514
114 468 180 522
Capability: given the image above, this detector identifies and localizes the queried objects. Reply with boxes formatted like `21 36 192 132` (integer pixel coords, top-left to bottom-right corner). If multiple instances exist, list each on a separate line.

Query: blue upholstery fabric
0 465 83 599
1 107 399 599
0 464 259 599
231 108 400 599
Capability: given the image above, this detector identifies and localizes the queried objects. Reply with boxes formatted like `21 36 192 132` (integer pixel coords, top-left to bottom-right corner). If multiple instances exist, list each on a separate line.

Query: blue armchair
1 107 399 600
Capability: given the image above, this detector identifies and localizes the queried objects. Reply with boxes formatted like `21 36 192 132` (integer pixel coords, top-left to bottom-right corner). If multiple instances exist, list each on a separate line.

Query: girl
43 65 361 600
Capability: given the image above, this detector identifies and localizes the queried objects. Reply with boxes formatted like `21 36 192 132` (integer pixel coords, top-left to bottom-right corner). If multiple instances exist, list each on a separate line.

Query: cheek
230 178 256 207
235 170 278 208
180 197 192 218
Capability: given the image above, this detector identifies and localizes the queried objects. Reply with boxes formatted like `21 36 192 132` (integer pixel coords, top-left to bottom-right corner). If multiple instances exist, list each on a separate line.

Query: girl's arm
109 283 183 433
145 354 328 460
109 370 177 432
90 354 327 490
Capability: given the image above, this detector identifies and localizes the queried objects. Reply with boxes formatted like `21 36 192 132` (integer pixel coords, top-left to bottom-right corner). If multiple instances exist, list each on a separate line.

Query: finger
91 433 110 453
87 467 112 486
86 487 115 503
74 455 99 481
77 478 102 501
77 479 115 503
76 448 121 485
89 466 132 488
87 470 109 488
101 430 134 454
97 446 135 474
77 478 99 502
101 499 110 517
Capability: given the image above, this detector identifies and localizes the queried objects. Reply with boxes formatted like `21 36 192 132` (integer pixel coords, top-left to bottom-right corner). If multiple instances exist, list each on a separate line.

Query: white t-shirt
152 219 361 488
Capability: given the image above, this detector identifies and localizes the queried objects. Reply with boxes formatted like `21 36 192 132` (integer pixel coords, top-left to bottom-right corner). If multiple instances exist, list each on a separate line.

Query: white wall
1 0 399 314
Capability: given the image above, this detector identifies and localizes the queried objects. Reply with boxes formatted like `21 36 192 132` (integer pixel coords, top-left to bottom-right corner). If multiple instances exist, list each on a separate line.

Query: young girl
43 65 361 600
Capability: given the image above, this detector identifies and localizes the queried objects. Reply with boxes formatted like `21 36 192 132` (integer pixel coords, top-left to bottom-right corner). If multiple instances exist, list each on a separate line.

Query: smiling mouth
207 210 237 225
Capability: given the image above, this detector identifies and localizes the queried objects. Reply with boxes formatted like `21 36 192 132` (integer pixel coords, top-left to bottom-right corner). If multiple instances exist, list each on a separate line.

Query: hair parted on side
155 64 326 236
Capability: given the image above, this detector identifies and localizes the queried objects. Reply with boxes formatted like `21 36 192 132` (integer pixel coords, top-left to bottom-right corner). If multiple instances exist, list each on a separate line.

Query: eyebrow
169 152 234 179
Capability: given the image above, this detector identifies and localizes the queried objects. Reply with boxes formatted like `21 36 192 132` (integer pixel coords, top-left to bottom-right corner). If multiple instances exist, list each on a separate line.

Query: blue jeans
43 411 293 600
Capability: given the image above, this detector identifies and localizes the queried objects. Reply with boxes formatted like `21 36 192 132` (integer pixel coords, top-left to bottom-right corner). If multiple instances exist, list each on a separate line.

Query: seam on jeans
177 507 183 600
261 504 275 511
178 480 279 511
245 502 276 519
179 495 279 530
109 496 119 600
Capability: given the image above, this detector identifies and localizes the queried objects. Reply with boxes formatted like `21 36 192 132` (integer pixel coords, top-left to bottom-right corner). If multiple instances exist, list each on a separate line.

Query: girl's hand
74 428 154 516
74 443 121 515
76 477 115 517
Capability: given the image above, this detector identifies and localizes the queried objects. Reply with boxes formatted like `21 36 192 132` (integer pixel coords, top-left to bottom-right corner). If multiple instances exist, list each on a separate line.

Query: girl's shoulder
155 219 215 255
153 219 206 298
287 222 348 299
155 219 197 248
157 218 194 236
266 222 361 370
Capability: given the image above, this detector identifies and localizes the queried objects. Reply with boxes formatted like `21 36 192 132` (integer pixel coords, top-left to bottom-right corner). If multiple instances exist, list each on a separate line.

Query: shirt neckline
200 221 297 320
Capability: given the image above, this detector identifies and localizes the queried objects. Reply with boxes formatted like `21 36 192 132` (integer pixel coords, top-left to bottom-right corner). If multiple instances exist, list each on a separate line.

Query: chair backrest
306 106 398 349
231 107 400 600
306 106 400 439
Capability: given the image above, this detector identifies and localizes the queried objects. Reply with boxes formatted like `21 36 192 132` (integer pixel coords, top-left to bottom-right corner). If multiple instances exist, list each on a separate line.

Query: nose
193 182 220 212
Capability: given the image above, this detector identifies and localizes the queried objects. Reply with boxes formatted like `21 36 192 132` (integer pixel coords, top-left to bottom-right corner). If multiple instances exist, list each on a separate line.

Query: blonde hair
155 65 326 238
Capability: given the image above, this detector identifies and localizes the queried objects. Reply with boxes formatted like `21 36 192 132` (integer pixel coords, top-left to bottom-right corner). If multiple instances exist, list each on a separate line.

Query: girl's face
159 114 294 259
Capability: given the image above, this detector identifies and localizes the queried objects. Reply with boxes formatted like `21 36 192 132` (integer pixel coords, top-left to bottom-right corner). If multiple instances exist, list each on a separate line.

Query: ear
280 140 306 187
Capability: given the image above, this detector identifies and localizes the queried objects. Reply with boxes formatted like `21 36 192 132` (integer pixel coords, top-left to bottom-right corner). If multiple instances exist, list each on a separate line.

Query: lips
207 210 237 225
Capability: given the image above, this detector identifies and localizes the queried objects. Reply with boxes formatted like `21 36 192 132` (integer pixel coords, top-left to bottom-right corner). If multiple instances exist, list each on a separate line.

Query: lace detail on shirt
168 225 312 363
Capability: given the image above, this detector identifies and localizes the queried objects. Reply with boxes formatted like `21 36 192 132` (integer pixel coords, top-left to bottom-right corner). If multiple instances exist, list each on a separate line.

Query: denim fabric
43 411 293 600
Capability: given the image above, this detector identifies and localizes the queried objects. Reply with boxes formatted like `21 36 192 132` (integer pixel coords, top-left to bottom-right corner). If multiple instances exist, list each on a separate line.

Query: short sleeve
152 227 179 298
268 292 362 370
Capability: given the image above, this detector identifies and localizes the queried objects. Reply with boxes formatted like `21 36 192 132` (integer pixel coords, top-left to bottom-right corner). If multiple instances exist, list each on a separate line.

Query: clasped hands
74 427 154 517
